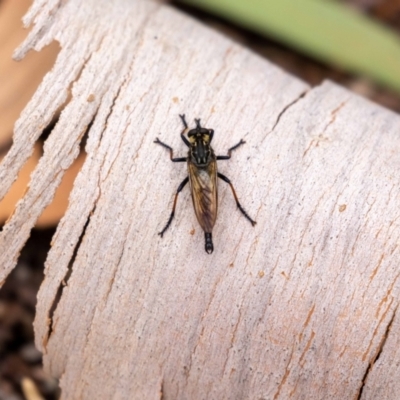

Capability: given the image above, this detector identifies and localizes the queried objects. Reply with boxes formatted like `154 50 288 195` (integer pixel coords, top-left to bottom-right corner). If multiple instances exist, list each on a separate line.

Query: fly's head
188 119 214 167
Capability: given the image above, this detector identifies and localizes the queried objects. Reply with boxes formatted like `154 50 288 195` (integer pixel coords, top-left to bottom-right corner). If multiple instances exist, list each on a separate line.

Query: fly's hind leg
218 172 256 226
159 176 189 237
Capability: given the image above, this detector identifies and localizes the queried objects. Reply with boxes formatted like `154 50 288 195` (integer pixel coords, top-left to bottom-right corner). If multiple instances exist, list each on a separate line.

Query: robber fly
154 114 256 254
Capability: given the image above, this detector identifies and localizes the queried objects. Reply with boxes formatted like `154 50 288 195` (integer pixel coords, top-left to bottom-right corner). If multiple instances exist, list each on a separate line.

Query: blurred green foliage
178 0 400 93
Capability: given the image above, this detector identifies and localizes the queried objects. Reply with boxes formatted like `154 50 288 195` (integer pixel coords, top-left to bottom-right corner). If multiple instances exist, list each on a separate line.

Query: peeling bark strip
1 0 400 399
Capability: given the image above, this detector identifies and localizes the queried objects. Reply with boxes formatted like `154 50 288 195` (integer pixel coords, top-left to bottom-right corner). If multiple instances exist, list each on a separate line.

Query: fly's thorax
188 137 215 167
187 124 215 167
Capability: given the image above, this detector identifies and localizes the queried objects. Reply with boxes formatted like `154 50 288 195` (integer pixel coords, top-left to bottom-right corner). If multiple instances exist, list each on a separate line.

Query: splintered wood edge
0 0 399 399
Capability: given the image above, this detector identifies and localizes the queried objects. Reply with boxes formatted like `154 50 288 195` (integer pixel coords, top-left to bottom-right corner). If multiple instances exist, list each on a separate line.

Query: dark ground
0 229 59 400
1 1 400 398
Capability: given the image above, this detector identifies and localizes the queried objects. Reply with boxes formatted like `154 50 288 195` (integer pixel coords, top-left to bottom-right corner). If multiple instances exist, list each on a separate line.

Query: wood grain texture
0 0 58 150
0 0 400 399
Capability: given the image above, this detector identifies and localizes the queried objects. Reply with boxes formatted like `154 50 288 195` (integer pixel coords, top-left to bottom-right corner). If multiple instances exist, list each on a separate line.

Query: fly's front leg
218 172 256 226
216 139 246 160
154 138 187 162
179 114 191 147
179 114 188 129
159 176 189 237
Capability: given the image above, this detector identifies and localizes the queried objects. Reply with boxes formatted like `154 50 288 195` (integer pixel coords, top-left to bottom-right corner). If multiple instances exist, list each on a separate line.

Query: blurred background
1 0 400 398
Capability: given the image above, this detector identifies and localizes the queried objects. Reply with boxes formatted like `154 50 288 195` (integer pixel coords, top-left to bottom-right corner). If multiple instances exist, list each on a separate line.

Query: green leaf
178 0 400 93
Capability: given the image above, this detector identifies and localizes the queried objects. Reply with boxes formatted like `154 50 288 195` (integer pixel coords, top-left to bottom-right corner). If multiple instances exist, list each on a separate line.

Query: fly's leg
159 176 189 237
218 172 256 226
179 114 191 147
179 114 188 129
154 138 187 162
216 139 246 160
217 140 255 224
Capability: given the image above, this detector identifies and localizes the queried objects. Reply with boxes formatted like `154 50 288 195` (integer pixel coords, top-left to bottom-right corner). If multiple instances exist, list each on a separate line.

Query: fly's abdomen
188 160 218 233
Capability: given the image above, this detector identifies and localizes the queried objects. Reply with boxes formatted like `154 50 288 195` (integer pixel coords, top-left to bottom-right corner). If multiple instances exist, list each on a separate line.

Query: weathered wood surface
1 0 400 399
0 0 64 226
0 0 58 151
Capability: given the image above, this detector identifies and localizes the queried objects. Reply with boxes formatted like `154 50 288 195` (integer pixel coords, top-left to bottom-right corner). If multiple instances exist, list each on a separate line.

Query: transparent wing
188 160 218 233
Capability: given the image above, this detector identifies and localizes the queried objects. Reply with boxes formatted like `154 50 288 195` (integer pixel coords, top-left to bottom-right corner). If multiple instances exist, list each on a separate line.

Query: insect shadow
154 114 256 254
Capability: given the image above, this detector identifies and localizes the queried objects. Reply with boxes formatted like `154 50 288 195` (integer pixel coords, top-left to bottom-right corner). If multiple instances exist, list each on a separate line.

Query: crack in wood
268 89 309 135
221 306 243 378
45 64 135 337
159 376 164 400
273 347 295 400
356 305 398 400
322 99 349 133
45 213 92 349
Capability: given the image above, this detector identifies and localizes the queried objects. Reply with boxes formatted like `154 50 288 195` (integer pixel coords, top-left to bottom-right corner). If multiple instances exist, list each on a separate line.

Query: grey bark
0 0 399 399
